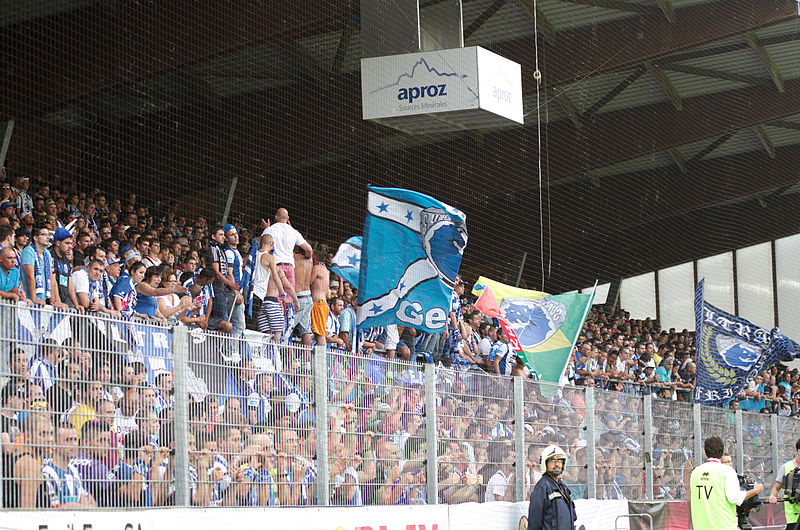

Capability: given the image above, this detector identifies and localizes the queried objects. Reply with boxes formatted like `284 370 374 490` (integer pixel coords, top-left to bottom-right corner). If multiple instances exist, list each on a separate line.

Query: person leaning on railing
0 246 25 302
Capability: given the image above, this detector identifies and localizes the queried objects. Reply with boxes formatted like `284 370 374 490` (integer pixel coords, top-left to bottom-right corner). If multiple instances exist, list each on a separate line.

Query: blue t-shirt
20 245 52 300
0 266 20 292
110 273 137 318
112 459 152 507
655 366 671 383
488 342 513 376
42 460 89 507
184 277 213 317
224 245 243 285
136 294 158 317
339 306 356 345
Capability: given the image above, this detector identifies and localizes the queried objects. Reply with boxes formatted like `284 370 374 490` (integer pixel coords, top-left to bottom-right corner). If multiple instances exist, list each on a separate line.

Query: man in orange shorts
309 248 330 346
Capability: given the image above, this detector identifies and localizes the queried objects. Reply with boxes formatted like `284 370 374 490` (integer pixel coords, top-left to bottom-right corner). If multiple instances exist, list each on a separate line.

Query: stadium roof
2 0 799 292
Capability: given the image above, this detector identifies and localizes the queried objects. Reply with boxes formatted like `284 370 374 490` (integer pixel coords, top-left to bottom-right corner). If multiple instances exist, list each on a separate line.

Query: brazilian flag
473 276 594 383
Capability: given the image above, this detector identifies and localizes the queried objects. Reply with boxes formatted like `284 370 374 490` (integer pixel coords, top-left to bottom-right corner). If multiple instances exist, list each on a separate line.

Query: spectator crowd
0 167 796 509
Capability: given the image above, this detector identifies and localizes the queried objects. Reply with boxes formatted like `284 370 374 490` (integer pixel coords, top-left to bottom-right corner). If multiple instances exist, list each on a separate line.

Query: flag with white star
357 185 467 333
330 236 362 289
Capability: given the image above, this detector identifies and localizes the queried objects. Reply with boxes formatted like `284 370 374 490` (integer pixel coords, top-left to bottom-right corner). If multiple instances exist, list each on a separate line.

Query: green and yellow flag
473 276 594 383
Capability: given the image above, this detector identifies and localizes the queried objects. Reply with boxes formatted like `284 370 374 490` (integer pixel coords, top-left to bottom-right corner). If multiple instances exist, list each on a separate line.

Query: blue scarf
31 244 51 299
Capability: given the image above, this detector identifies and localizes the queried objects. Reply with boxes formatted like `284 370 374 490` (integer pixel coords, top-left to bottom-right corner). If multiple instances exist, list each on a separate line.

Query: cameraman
768 438 800 529
690 436 763 530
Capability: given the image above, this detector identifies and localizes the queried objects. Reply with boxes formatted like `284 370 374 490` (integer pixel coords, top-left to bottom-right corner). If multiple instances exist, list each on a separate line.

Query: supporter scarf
31 244 51 299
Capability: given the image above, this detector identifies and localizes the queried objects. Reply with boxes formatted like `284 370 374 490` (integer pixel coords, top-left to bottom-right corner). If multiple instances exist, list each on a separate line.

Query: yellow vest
781 458 800 524
690 460 737 530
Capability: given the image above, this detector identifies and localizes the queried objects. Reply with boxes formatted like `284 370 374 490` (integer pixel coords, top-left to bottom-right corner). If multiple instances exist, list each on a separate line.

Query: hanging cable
533 0 545 292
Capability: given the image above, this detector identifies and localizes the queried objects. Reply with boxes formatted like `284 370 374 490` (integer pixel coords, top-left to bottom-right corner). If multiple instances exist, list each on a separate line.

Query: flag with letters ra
694 279 800 405
330 236 362 289
15 305 72 360
116 321 173 384
357 185 467 333
472 277 593 383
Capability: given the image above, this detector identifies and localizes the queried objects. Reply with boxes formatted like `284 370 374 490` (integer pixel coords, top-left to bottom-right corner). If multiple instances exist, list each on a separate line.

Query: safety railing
0 300 794 509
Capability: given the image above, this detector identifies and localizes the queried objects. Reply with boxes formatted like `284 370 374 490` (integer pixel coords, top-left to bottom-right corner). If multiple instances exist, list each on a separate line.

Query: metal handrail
615 513 653 530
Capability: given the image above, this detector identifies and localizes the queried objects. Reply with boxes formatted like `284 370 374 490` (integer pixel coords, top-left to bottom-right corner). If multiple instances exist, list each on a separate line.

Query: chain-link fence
741 411 774 489
1 300 798 510
652 399 694 500
701 406 738 468
436 367 512 505
523 379 588 501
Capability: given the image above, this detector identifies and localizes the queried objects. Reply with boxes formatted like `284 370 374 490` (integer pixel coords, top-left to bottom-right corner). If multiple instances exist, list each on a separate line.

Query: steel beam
582 67 646 118
551 144 800 239
464 0 508 40
553 90 582 129
0 120 13 169
753 125 776 159
745 32 785 93
510 0 798 90
655 0 675 24
557 0 661 16
667 148 687 175
645 61 682 111
657 62 774 88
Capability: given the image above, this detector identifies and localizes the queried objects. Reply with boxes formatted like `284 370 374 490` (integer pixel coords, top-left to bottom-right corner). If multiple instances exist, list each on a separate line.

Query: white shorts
385 324 400 350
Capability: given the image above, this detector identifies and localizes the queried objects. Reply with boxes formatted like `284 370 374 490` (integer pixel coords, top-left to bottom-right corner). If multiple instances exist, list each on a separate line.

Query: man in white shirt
73 258 120 317
260 208 312 290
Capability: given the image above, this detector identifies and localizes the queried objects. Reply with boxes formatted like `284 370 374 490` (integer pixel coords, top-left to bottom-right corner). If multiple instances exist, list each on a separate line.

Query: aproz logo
397 84 447 103
370 56 467 103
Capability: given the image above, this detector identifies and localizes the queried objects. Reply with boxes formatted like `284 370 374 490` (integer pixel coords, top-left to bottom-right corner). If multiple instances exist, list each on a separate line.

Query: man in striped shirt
29 338 60 393
42 424 97 508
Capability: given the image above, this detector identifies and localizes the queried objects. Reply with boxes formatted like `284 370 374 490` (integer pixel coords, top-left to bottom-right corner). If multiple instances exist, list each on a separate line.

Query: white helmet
540 444 568 473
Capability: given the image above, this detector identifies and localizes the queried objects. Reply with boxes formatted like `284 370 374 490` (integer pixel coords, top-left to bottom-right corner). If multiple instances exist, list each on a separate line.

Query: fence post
313 345 330 506
735 409 744 472
171 325 190 507
586 386 596 500
643 393 654 501
424 363 439 505
513 376 526 502
693 404 703 466
771 414 780 478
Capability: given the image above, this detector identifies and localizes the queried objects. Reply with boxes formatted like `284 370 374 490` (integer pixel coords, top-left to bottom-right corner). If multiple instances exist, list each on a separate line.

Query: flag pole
560 280 598 380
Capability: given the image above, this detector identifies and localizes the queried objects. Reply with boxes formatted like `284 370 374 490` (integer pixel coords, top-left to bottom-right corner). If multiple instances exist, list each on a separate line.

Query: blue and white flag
357 185 467 333
694 280 800 405
240 237 260 317
15 305 72 361
330 236 362 289
242 329 283 373
115 321 172 384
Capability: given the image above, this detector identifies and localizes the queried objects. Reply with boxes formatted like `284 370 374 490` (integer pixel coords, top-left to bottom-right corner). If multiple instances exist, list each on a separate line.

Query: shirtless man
309 247 330 347
292 243 314 347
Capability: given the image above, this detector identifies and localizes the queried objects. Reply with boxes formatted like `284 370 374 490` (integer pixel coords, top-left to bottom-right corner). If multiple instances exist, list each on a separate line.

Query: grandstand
2 1 800 528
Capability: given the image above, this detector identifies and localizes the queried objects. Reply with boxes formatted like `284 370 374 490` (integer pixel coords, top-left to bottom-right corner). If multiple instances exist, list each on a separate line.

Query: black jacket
527 473 577 530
